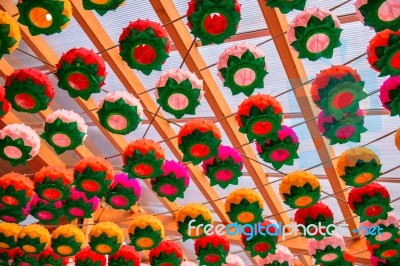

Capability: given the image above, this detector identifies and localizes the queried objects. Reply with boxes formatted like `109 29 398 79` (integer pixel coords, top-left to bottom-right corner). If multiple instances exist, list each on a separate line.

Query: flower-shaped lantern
75 246 106 266
0 11 20 59
64 187 100 221
380 76 400 116
307 234 346 266
0 222 20 250
129 214 165 251
223 254 245 266
109 244 141 266
17 224 50 254
225 188 264 225
0 203 30 224
149 240 183 266
29 195 64 224
51 224 85 257
0 86 11 119
105 173 141 210
258 244 295 266
194 234 230 265
265 0 306 14
0 172 34 210
175 203 213 241
38 247 69 265
82 0 125 16
241 219 278 258
89 222 124 255
355 0 400 32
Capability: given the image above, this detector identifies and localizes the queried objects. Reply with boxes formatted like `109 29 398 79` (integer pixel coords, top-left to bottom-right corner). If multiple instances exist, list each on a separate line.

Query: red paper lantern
195 234 230 265
149 240 183 266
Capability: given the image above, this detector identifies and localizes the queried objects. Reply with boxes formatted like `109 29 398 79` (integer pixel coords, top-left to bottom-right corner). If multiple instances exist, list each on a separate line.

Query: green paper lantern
266 0 306 14
82 0 125 16
370 32 400 77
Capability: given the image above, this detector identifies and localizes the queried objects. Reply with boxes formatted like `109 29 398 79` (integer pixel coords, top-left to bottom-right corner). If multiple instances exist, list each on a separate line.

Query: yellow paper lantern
18 224 50 254
175 203 213 241
0 11 21 58
395 128 400 151
225 188 264 224
89 221 124 255
51 224 85 257
0 222 20 249
128 214 165 251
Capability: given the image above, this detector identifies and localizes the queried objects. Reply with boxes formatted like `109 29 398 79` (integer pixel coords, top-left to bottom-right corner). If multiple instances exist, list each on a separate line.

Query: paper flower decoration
256 125 299 170
265 0 306 14
258 244 294 266
236 94 283 143
51 224 85 257
82 0 125 16
74 156 115 198
178 119 222 164
75 246 106 266
288 8 342 61
308 234 345 265
367 30 400 77
0 87 11 119
202 145 243 188
0 203 30 224
336 147 382 187
98 91 143 135
64 187 100 221
38 247 69 265
155 69 203 118
89 222 124 255
241 219 278 258
348 182 393 223
396 128 400 151
149 240 183 266
129 214 165 251
294 202 334 240
175 203 213 241
186 0 241 45
195 235 230 265
380 76 400 116
0 172 34 209
29 195 64 224
7 248 37 266
0 11 21 59
355 0 400 32
225 188 264 224
105 173 141 210
217 43 268 96
18 224 50 254
56 47 107 100
119 19 171 75
4 68 54 113
151 160 190 201
223 254 245 266
368 237 400 263
123 139 165 179
0 223 20 250
109 245 141 266
361 213 400 247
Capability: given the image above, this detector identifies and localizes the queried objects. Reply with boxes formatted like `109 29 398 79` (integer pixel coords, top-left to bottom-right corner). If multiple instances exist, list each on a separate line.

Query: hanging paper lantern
236 94 283 143
256 125 299 170
29 195 64 224
0 223 20 250
287 8 342 61
348 182 393 223
82 0 125 15
105 173 141 210
109 244 141 266
123 139 165 179
98 91 143 135
175 203 213 241
38 247 69 265
265 0 306 14
0 11 21 59
355 0 400 32
0 172 34 209
64 187 100 221
149 240 183 266
119 19 171 75
8 248 38 266
18 224 50 254
336 147 382 187
368 237 400 263
241 219 278 258
41 109 88 154
74 156 114 198
294 202 334 240
0 203 30 224
367 30 400 77
155 69 203 119
75 246 106 266
56 47 107 100
0 124 40 166
89 222 124 255
223 254 245 266
195 234 230 265
217 43 268 96
51 224 85 257
308 234 345 266
396 128 400 151
258 244 294 266
202 145 243 188
186 0 241 45
380 76 400 116
0 87 11 119
129 214 165 251
343 251 355 266
225 188 264 224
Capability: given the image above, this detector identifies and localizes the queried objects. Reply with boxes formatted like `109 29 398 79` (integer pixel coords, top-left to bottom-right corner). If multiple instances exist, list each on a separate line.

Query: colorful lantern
0 124 40 166
0 172 34 209
64 187 100 221
202 145 243 188
109 244 141 266
7 248 37 266
151 160 190 201
56 47 107 100
217 43 268 96
186 0 241 45
97 91 143 135
178 119 222 164
18 224 50 254
368 237 400 263
0 87 11 119
396 128 400 151
361 213 400 250
51 224 85 257
149 240 183 266
308 234 345 265
89 222 124 255
129 214 165 251
123 139 165 179
236 94 283 143
223 254 245 266
155 69 203 118
38 247 69 265
119 19 171 75
75 246 106 266
0 223 20 250
241 219 278 258
195 234 230 265
348 182 393 223
0 247 13 265
29 195 64 224
0 11 21 59
175 203 213 241
336 147 382 187
355 0 400 32
380 76 400 116
0 203 30 224
82 0 125 15
279 171 321 209
258 244 294 266
265 0 306 14
225 188 264 224
105 173 141 210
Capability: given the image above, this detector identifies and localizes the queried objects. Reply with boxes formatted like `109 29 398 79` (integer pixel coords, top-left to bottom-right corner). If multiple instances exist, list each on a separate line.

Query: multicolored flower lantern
355 0 400 32
217 43 268 96
348 182 394 223
343 251 355 266
202 145 243 188
0 172 34 209
75 246 106 266
119 19 171 75
258 244 294 266
0 124 41 166
155 69 203 118
380 76 400 116
89 222 124 255
123 139 165 179
265 0 306 14
82 0 125 15
29 195 64 224
368 231 400 263
256 125 299 170
279 171 321 209
0 87 11 119
225 188 264 225
0 223 20 250
396 128 400 151
105 173 141 210
186 0 241 45
308 234 345 266
336 147 382 187
178 119 222 164
175 203 213 241
294 202 334 240
149 240 183 266
74 156 115 198
0 203 30 224
64 187 100 221
288 8 342 61
38 247 69 265
0 11 21 59
367 30 400 77
236 94 283 143
109 245 141 266
129 214 165 251
56 47 107 100
18 224 50 254
97 91 143 135
51 224 85 257
8 248 37 266
195 234 230 265
151 160 190 201
241 219 278 258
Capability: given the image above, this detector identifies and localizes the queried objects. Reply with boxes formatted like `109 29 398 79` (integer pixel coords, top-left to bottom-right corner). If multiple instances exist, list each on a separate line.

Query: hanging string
16 48 56 68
